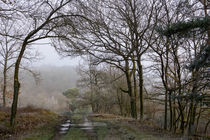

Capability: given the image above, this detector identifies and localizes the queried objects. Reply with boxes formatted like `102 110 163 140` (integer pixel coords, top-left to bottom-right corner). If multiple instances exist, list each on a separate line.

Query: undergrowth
0 106 59 140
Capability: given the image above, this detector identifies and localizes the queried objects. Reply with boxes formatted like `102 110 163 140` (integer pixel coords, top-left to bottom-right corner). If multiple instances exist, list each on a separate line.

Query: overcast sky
33 39 82 67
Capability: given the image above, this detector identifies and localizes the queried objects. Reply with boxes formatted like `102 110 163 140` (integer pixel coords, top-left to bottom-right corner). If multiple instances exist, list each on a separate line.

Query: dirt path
51 114 107 140
50 113 180 140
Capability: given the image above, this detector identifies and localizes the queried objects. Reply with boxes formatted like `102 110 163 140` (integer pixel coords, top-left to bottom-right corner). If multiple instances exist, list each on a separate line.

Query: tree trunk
132 57 137 119
3 46 8 108
125 59 136 118
178 100 185 134
188 70 199 136
164 90 168 130
116 88 123 116
164 40 169 130
172 42 184 134
169 91 173 130
204 120 210 137
3 60 7 107
10 43 27 127
173 96 177 133
195 104 201 134
137 59 144 120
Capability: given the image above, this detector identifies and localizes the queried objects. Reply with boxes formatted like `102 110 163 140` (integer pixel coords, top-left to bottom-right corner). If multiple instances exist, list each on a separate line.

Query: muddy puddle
59 120 71 134
70 117 106 128
58 115 107 140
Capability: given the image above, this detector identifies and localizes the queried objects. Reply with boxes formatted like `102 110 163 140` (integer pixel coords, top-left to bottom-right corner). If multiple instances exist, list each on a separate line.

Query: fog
33 40 81 67
16 41 81 112
18 65 79 112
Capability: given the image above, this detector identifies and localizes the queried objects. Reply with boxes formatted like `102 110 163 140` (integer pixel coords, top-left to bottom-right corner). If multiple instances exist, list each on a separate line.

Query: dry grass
90 113 135 121
0 106 59 139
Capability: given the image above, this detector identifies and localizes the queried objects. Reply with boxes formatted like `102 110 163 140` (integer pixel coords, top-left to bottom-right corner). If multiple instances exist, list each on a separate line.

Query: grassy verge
19 120 58 140
0 106 60 140
70 113 84 120
60 128 88 140
89 114 179 140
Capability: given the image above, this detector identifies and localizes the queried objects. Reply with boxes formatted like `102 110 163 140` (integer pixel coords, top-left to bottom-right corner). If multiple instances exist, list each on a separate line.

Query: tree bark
10 42 27 126
188 69 199 136
132 56 137 119
173 95 177 133
137 59 144 120
178 100 185 134
169 91 173 130
164 40 169 130
125 59 136 118
3 38 8 108
164 90 168 130
3 58 7 107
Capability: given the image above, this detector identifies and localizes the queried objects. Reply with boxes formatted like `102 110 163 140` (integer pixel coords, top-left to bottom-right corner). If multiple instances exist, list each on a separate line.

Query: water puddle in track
58 115 107 140
59 120 71 134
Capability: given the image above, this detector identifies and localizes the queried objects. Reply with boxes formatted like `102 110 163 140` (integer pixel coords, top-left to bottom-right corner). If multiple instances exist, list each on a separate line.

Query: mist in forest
18 65 79 112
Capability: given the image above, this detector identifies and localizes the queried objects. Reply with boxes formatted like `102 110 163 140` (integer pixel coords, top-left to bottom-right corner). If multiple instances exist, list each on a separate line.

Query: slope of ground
0 106 60 140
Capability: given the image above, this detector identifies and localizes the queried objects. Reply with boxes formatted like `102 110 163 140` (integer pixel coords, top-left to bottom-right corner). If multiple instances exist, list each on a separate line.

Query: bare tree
0 19 19 107
55 0 158 119
151 0 209 135
0 17 40 108
5 0 90 126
